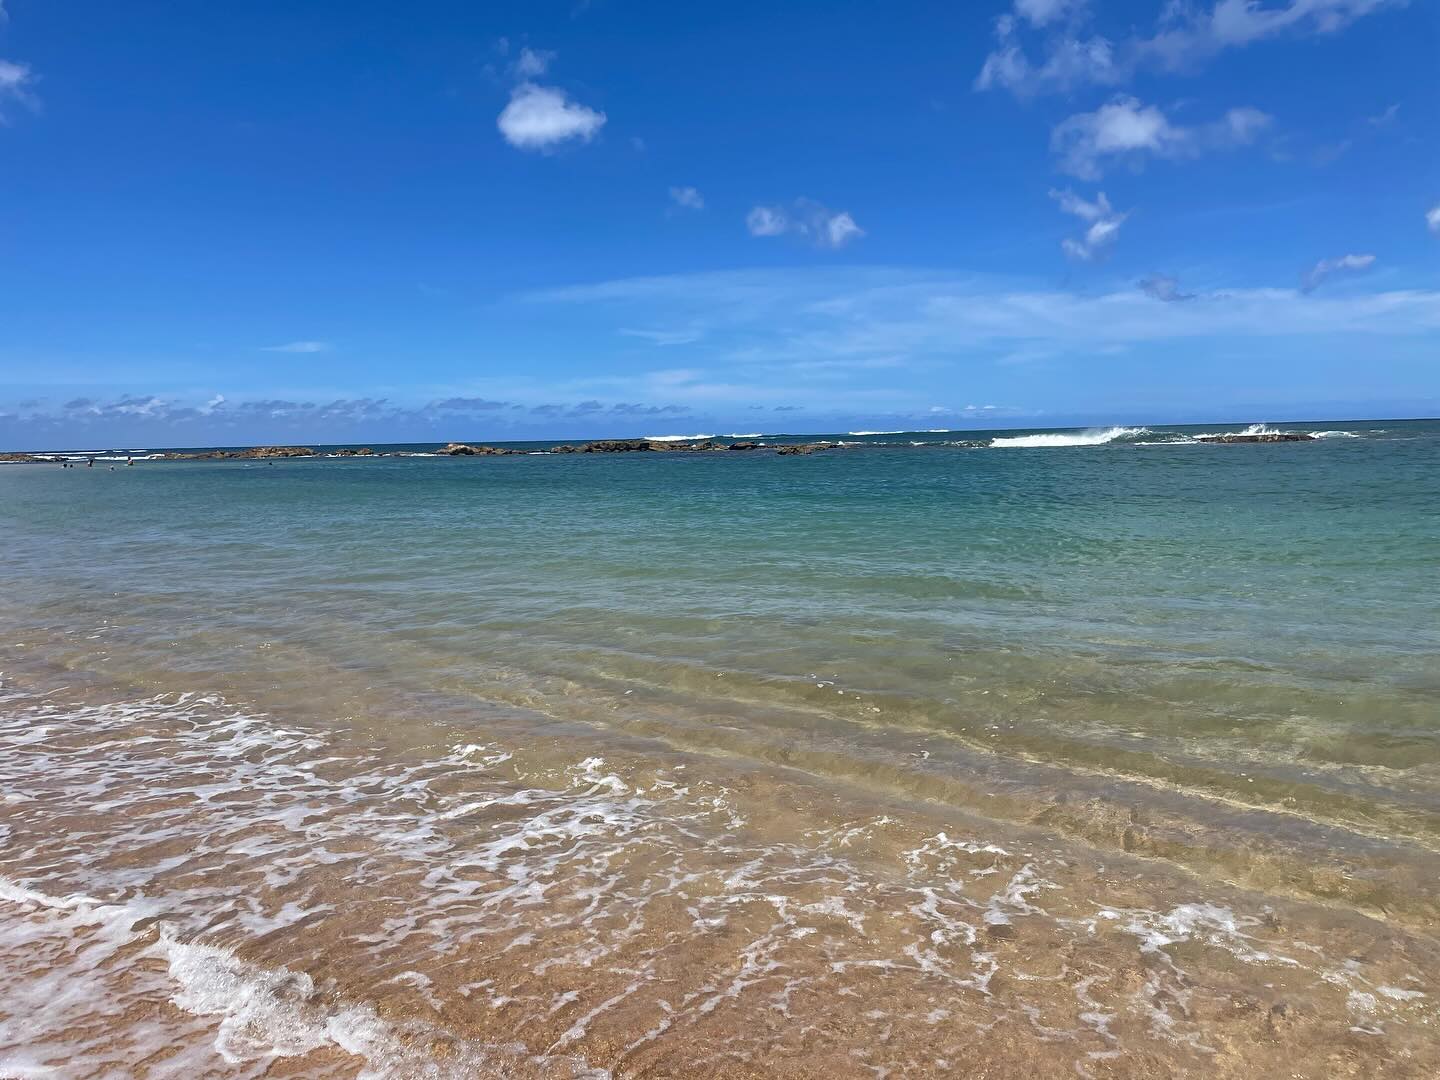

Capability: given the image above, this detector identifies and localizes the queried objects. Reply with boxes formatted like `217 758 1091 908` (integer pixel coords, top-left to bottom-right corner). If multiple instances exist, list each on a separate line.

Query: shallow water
2 420 1438 1077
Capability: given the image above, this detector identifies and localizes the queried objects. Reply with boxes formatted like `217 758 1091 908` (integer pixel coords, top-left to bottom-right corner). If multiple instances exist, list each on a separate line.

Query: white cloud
746 206 790 236
669 186 705 210
1050 188 1126 261
1194 0 1396 49
1301 253 1376 292
746 199 865 249
262 340 333 354
975 29 1120 96
1013 0 1085 26
0 58 34 114
1051 96 1272 179
825 212 864 248
514 47 554 78
522 268 1440 376
1426 204 1440 235
1367 103 1400 127
978 0 1401 96
498 83 606 151
619 327 704 346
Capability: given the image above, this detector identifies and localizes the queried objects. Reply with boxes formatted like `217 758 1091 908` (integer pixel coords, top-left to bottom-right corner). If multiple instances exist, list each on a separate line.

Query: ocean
1 419 1437 1077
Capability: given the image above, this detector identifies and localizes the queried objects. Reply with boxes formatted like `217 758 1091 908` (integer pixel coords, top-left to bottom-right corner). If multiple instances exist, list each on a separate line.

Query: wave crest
990 427 1150 449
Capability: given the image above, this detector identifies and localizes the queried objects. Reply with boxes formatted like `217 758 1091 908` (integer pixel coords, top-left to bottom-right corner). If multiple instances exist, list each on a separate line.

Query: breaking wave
990 426 1150 449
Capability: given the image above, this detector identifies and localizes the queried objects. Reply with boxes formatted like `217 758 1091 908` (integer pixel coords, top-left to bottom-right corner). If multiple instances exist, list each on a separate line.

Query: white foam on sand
0 876 609 1079
2 682 1435 1075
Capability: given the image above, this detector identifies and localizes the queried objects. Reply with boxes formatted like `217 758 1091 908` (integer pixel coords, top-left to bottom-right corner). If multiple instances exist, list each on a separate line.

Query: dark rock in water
550 445 579 454
162 446 316 460
332 447 376 457
441 442 517 456
1196 433 1314 444
661 440 722 452
0 452 41 463
776 442 835 456
727 441 759 451
242 446 315 458
581 439 654 453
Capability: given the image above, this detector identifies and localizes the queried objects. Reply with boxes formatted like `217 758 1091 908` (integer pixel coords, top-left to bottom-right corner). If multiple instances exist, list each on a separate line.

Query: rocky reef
1195 433 1315 444
159 446 318 460
441 442 520 456
445 438 834 456
1 440 846 464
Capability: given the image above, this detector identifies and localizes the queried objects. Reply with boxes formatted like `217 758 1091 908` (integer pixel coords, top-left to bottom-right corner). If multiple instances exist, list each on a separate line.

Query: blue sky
1 0 1437 447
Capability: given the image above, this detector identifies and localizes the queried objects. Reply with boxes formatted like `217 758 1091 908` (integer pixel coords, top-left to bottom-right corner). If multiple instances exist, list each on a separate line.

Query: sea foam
989 426 1149 448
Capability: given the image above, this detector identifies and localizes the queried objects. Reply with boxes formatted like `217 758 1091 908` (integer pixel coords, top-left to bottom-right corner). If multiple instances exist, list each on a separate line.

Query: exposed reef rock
544 438 836 456
776 442 836 456
1196 433 1315 444
442 442 519 456
2 438 851 463
161 446 317 460
242 446 316 458
582 440 655 453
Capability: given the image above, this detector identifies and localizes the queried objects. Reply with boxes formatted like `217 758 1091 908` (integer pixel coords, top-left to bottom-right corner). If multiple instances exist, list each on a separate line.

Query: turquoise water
2 419 1439 1077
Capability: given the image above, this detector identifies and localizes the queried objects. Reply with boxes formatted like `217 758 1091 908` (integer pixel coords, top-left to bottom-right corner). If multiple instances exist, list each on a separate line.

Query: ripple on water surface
1 682 1437 1078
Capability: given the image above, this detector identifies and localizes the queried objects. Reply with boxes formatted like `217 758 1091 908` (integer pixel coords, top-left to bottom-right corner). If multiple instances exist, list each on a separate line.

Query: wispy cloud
18 268 1435 445
1426 204 1440 235
669 186 705 210
262 340 334 354
746 199 864 249
978 0 1401 97
511 267 1440 417
1367 102 1400 127
430 397 513 411
3 393 695 439
0 58 35 117
513 47 555 79
1301 253 1376 293
619 326 704 346
1051 96 1272 179
1138 274 1197 302
1050 188 1125 261
1012 0 1085 28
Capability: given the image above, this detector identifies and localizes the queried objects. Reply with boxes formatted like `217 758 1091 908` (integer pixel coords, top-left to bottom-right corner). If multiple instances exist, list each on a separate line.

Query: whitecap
990 427 1149 448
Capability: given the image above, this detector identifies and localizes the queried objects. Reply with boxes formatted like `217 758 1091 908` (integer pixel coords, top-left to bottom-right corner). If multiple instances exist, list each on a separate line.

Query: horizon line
5 415 1436 455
